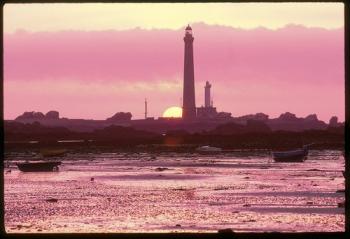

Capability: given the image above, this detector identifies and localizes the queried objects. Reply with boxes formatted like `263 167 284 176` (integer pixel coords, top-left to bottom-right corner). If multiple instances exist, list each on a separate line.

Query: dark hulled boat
16 161 62 172
272 146 309 162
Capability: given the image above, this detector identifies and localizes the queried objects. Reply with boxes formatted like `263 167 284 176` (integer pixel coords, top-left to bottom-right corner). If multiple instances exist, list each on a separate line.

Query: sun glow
162 106 182 118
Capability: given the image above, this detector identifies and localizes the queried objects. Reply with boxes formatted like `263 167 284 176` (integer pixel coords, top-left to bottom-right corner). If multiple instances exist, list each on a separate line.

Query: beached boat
16 161 62 172
40 149 67 157
196 145 222 154
272 147 308 162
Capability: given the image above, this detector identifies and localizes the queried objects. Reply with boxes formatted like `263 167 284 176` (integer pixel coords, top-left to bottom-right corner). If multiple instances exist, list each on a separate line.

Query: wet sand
4 150 345 232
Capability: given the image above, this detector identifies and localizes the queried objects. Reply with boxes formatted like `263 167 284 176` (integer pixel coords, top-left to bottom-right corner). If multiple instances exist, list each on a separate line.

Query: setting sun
162 106 182 118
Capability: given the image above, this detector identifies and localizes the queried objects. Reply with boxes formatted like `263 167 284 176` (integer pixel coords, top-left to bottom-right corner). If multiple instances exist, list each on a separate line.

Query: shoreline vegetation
4 121 344 152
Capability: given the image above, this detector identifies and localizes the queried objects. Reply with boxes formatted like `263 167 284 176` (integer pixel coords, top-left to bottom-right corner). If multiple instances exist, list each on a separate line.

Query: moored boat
196 145 222 154
272 147 309 162
16 161 62 172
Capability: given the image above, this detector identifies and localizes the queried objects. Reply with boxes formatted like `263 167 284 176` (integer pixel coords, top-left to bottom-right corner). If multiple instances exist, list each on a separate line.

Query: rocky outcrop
304 114 318 121
329 116 339 127
45 111 59 119
267 112 327 131
278 112 298 121
15 111 60 121
106 112 132 122
236 113 269 122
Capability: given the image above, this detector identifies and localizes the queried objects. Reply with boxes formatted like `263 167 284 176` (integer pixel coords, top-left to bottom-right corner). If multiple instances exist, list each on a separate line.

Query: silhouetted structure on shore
4 121 344 151
182 25 197 120
12 110 343 134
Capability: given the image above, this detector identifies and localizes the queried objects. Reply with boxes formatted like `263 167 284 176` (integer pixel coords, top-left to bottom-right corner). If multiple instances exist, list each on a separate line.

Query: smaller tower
205 81 211 108
144 98 148 119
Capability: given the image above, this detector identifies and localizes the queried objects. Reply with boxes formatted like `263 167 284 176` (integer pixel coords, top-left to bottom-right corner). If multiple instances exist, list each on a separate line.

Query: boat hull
196 146 222 155
272 148 308 162
273 155 306 162
16 161 62 172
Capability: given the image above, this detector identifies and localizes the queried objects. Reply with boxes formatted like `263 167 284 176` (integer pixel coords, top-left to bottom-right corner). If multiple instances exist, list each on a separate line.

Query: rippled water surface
4 150 345 232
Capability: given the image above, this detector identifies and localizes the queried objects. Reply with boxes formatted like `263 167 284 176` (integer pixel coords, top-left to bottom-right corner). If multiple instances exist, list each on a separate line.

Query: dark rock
45 110 59 119
336 189 345 193
338 201 345 208
106 112 132 122
90 177 94 181
155 167 169 171
45 198 58 203
237 113 269 122
175 224 181 227
243 204 251 207
214 187 229 191
278 112 298 121
305 114 318 121
15 111 45 120
173 188 186 191
34 112 45 118
218 228 234 234
329 116 338 127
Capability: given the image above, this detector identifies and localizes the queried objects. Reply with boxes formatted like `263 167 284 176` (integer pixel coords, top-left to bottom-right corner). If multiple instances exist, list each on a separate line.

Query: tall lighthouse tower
182 24 196 120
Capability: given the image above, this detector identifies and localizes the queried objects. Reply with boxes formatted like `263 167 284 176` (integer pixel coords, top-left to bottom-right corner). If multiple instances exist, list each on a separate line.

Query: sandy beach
4 150 345 232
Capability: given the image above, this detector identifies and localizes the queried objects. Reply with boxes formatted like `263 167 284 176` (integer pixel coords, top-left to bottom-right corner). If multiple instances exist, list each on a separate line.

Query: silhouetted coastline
4 121 344 153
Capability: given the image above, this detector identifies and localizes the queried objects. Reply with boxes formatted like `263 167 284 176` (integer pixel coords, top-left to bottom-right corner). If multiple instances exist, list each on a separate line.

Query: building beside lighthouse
197 81 219 119
204 81 211 108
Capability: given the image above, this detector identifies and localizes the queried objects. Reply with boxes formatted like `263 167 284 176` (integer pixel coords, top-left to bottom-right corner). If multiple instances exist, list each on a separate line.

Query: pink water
4 150 345 233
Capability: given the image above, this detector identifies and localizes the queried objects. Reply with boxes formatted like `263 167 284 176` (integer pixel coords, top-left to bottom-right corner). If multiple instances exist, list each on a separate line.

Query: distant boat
40 149 67 157
272 146 310 162
196 145 222 154
16 161 62 172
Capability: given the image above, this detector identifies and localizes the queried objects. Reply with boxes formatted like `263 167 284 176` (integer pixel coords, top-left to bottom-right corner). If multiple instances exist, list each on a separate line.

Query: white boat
196 145 222 154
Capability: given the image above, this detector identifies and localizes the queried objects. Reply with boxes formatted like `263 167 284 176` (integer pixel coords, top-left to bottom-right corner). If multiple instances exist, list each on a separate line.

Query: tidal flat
4 150 345 232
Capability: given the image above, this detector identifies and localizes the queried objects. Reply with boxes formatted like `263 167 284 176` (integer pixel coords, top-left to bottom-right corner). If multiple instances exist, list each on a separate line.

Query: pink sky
4 23 344 121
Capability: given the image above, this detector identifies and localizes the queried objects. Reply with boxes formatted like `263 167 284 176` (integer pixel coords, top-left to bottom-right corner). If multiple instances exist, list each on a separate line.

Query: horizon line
5 22 344 34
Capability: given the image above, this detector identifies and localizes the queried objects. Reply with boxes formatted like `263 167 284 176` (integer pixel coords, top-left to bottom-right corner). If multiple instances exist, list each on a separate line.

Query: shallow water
4 150 345 232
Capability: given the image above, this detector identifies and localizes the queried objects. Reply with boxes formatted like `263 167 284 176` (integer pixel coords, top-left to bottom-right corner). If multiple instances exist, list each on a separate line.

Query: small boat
272 146 309 162
196 145 222 154
40 149 67 157
16 161 62 172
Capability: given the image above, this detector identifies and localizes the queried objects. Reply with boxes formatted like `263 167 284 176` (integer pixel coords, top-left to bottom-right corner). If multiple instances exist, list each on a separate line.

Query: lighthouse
182 24 196 120
204 81 211 107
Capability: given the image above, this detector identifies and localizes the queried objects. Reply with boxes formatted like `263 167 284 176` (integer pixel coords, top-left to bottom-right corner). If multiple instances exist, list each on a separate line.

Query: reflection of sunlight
162 106 182 118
